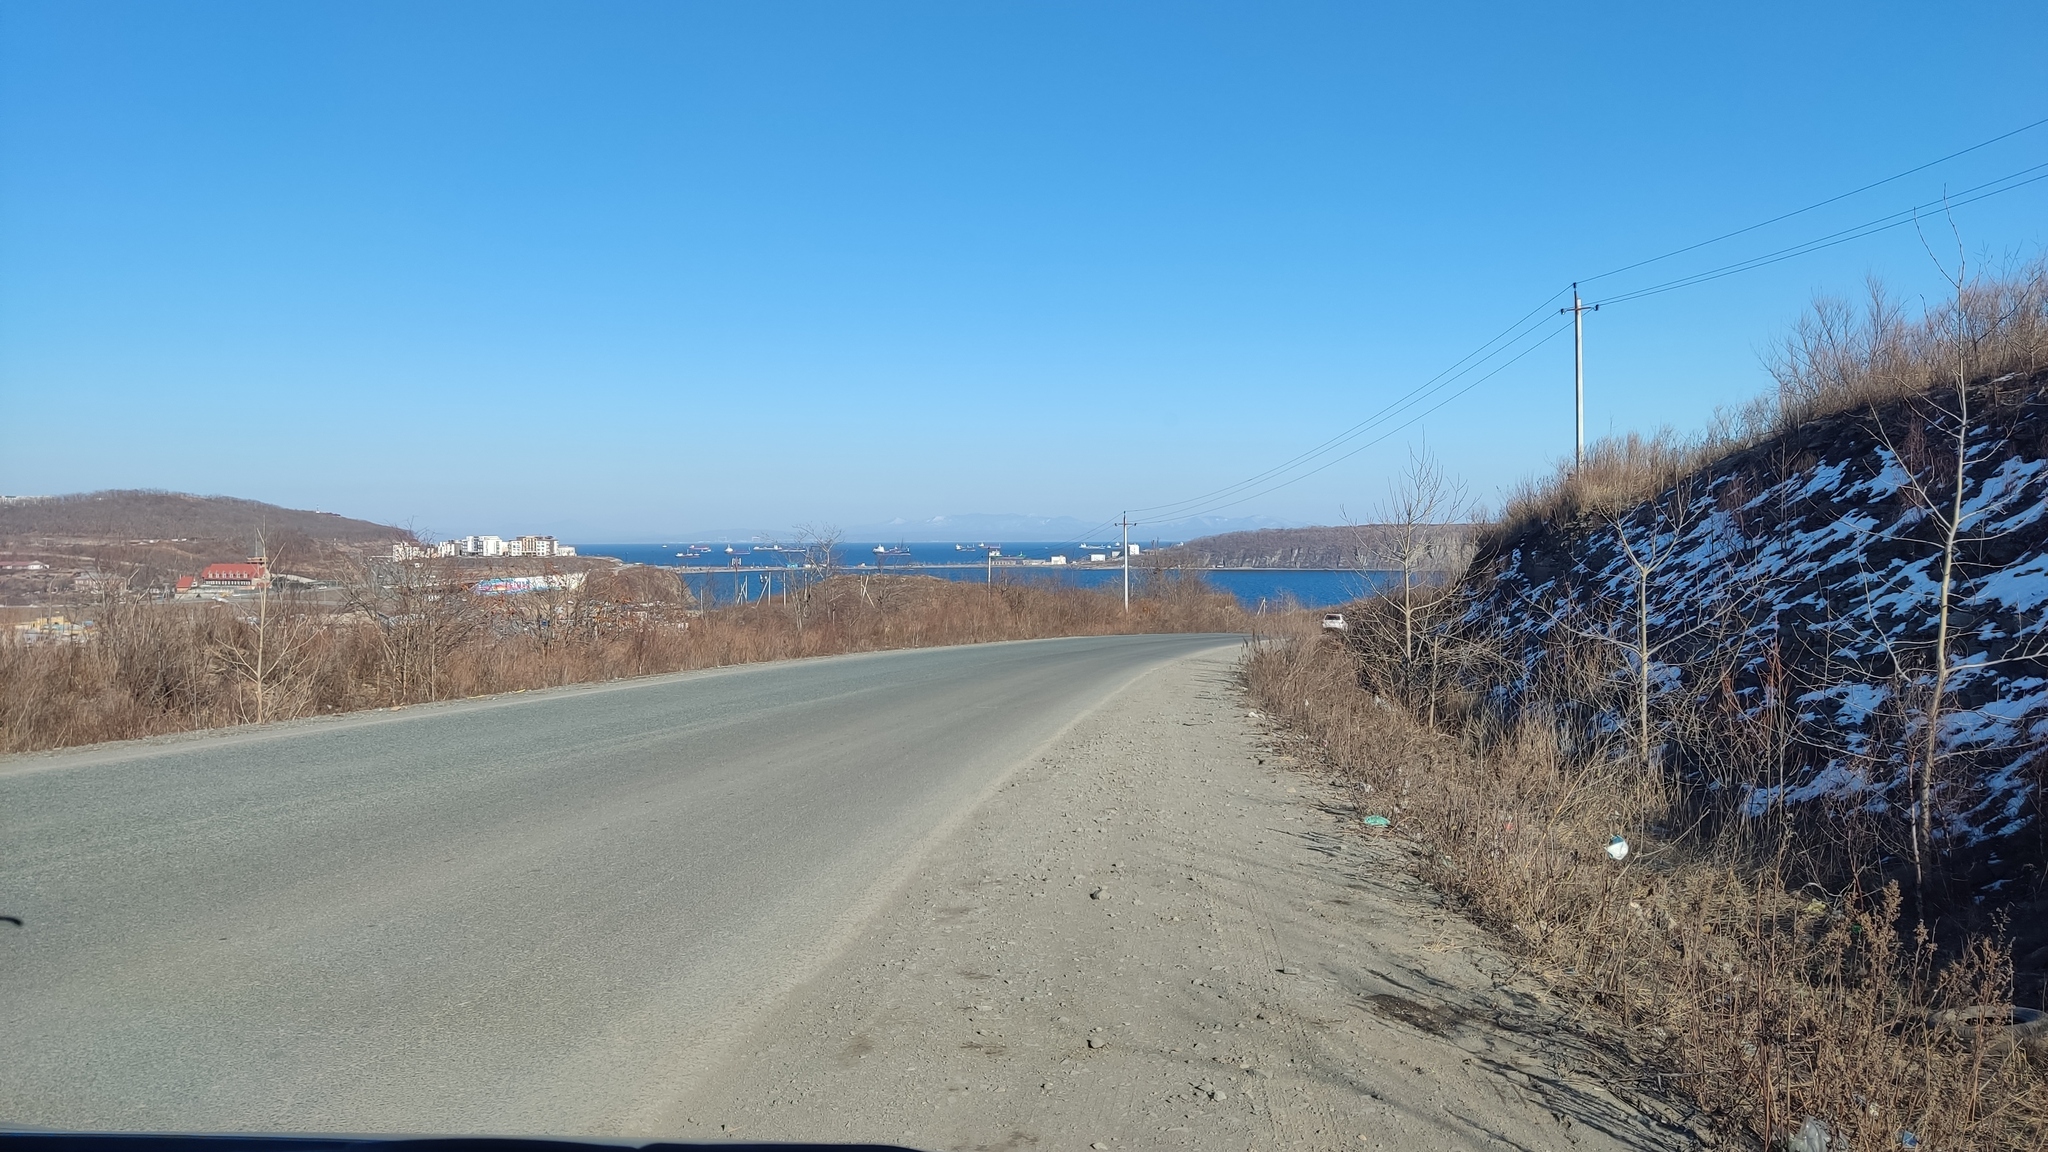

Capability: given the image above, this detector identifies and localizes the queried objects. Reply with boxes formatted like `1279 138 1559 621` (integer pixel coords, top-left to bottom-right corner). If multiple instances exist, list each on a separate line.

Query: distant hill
1151 524 1475 570
0 491 412 594
0 490 407 546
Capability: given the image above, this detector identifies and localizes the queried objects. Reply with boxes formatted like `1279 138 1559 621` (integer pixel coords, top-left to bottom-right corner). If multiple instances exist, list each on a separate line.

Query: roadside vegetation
0 563 1243 755
1248 259 2048 1149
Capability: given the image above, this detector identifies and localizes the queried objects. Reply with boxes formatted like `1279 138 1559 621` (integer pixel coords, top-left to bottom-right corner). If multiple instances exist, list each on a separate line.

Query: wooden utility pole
1561 283 1599 468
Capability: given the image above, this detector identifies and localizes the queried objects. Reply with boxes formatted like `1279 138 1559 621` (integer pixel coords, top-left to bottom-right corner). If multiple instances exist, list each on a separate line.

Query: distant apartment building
428 533 577 559
510 535 575 557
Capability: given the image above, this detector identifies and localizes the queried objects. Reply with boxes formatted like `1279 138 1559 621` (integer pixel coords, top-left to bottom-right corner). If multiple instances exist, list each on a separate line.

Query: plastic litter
1605 835 1630 861
1898 1132 1919 1149
1361 815 1391 828
1788 1116 1831 1152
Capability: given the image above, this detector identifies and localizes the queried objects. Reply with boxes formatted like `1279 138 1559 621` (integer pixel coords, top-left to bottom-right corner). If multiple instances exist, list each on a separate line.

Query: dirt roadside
661 649 1708 1151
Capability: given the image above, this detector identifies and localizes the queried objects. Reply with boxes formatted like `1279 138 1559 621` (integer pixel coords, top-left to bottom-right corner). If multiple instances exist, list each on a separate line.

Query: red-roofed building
195 560 270 592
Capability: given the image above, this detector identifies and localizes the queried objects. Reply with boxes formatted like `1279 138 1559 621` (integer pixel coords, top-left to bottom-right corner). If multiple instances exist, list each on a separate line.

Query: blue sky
3 1 2045 541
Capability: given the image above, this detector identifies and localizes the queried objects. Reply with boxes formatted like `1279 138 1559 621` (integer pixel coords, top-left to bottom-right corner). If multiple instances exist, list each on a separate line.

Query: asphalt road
0 634 1239 1134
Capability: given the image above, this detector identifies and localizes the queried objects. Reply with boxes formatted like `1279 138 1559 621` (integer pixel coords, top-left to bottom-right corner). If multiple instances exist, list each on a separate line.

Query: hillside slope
1459 367 2048 935
0 490 405 545
0 491 411 595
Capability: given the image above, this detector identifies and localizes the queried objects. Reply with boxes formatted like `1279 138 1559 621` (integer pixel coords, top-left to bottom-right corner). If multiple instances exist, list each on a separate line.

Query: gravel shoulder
664 649 1704 1151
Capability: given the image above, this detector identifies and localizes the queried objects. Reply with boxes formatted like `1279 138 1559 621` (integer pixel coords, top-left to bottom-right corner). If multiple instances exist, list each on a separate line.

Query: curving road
0 634 1239 1135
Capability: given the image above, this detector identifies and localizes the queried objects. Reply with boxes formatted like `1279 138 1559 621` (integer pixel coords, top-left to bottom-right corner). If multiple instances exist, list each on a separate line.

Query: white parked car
1322 612 1347 631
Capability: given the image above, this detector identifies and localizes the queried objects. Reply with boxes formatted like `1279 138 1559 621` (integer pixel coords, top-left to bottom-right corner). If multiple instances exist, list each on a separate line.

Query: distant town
391 534 577 560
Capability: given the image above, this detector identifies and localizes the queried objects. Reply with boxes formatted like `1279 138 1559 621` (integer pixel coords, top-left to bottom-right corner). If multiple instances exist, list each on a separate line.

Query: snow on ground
1463 391 2048 856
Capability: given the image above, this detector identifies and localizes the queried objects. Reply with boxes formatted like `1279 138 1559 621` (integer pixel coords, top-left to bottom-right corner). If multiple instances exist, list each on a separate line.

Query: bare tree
1883 228 2028 898
785 524 841 632
1355 447 1472 724
337 549 481 704
1817 225 2048 902
1507 471 1757 782
212 532 314 724
1603 483 1709 773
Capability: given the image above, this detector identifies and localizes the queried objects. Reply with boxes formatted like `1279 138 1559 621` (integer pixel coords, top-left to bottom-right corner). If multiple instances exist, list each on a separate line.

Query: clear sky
3 1 2045 541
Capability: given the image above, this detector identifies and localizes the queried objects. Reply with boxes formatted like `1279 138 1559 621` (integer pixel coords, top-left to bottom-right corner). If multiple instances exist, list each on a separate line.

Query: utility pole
1121 513 1130 612
1561 283 1599 468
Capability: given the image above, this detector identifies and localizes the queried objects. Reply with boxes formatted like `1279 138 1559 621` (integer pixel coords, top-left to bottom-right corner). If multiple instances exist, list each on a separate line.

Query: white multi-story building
509 535 572 557
431 534 577 559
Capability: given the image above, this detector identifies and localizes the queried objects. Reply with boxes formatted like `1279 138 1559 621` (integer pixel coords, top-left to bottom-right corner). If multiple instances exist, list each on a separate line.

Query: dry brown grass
1493 259 2048 548
1246 612 2048 1149
0 569 1245 755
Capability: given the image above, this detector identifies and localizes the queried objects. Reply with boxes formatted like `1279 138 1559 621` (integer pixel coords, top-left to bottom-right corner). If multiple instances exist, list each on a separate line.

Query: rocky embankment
1459 368 2048 959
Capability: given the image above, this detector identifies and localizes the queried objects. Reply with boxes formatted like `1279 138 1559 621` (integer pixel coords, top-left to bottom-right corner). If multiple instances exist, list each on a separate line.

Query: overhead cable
1579 114 2048 286
1147 320 1572 524
1115 115 2048 528
1591 161 2048 307
1127 289 1569 519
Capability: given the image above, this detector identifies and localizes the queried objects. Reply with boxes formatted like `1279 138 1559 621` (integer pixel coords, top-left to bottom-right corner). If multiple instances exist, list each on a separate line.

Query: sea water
576 542 1389 610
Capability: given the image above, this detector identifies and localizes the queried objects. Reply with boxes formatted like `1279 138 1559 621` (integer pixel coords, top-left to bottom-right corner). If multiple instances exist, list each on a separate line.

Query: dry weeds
1246 612 2048 1149
0 569 1245 755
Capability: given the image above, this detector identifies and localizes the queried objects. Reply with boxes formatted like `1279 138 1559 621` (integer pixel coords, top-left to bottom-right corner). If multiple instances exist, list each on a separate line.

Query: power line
1147 320 1572 524
1111 115 2048 529
1127 289 1569 519
1579 114 2048 286
1124 299 1559 517
1591 161 2048 307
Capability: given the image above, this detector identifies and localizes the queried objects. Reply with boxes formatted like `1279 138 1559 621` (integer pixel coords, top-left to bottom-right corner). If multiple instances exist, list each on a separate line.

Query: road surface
667 650 1697 1152
0 634 1238 1134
